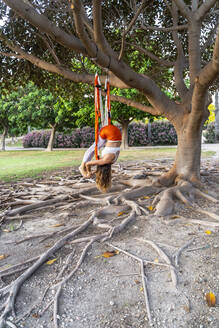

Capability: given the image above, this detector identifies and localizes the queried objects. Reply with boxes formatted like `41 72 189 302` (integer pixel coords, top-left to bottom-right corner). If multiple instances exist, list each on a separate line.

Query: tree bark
121 121 129 150
158 103 208 187
147 122 152 144
215 91 219 142
46 125 56 152
1 126 8 151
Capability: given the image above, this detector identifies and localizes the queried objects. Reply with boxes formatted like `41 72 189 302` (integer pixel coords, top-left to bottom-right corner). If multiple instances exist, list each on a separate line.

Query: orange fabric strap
95 74 101 160
106 79 111 125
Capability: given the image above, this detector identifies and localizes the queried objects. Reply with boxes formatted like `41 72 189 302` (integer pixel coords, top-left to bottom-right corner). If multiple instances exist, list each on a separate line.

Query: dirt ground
0 157 218 328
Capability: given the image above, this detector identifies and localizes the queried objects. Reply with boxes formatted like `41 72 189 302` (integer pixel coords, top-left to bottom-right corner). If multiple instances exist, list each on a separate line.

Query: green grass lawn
0 148 215 182
6 140 23 148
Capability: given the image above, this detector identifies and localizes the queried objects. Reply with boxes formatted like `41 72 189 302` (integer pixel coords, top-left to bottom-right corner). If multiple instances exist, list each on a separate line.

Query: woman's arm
79 137 107 177
86 153 115 169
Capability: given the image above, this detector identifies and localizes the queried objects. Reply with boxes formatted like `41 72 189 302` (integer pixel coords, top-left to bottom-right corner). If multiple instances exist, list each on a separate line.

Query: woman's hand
85 162 91 170
85 162 92 177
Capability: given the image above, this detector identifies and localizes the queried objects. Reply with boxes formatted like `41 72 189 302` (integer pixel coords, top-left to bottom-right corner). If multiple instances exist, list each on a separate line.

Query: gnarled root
153 178 219 219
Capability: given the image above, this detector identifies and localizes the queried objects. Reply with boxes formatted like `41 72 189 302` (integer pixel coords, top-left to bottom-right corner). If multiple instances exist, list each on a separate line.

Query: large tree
0 0 218 214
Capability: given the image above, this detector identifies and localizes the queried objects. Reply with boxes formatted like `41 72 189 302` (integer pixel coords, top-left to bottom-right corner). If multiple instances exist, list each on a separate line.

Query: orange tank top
99 125 122 141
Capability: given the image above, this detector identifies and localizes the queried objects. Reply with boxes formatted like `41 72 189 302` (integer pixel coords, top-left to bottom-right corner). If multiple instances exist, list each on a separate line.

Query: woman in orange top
79 124 122 192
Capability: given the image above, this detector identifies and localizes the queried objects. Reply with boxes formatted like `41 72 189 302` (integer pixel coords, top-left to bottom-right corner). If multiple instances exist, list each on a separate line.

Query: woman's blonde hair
96 164 112 193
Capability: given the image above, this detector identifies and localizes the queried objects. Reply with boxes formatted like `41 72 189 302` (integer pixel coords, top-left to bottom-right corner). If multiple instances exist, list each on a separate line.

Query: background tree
0 86 27 150
110 88 153 149
18 82 79 151
215 90 219 141
0 0 218 214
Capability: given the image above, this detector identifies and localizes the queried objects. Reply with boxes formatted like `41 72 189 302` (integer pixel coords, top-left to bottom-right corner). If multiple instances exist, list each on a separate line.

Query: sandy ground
0 157 218 328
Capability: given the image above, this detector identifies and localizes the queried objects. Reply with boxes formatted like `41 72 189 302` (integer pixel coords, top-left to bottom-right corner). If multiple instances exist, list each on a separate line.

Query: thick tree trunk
1 126 8 151
121 121 129 150
158 106 207 187
147 122 152 144
215 91 219 142
46 125 56 152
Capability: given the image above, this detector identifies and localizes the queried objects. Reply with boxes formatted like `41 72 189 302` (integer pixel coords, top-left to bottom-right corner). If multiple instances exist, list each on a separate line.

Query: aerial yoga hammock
79 74 122 192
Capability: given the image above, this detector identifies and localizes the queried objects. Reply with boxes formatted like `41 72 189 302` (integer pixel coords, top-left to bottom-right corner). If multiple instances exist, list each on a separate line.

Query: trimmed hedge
23 122 177 148
203 122 219 143
128 122 177 146
23 127 95 148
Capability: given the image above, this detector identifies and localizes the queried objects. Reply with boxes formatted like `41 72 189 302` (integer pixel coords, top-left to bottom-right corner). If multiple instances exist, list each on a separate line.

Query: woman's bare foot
79 164 88 177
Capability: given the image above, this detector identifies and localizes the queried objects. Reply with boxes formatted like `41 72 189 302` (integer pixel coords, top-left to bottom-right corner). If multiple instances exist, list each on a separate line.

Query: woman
79 124 122 192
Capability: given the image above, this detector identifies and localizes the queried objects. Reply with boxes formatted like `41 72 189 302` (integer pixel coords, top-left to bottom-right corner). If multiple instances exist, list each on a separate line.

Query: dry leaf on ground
206 292 216 307
0 254 8 260
102 250 119 258
46 258 57 265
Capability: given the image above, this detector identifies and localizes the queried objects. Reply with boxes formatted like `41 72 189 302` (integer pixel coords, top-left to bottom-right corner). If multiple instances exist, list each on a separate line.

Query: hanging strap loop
94 73 111 160
95 74 101 160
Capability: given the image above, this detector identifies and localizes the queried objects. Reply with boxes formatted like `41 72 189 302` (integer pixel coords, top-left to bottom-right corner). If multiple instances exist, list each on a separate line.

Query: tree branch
192 0 199 12
188 20 202 83
109 94 160 116
0 33 128 89
72 0 178 120
37 33 61 65
3 0 86 54
191 27 219 118
196 0 218 21
0 51 23 59
118 0 147 60
126 42 173 67
198 27 219 90
92 0 116 57
72 0 98 58
201 23 219 55
173 0 191 19
3 0 179 121
141 23 188 32
172 2 188 98
0 35 166 116
80 4 94 38
164 0 174 15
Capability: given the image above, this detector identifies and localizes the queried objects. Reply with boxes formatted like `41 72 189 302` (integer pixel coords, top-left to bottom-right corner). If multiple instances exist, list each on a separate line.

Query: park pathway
4 143 219 157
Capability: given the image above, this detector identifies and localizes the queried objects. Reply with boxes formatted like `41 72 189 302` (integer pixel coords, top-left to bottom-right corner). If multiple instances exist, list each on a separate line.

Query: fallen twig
107 242 152 325
136 238 177 289
140 260 152 325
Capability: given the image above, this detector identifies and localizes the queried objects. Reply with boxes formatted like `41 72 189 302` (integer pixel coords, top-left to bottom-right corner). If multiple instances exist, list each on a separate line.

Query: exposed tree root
173 238 195 267
167 215 219 227
5 321 18 328
0 160 218 327
0 256 39 279
0 214 95 327
4 196 70 217
0 197 140 327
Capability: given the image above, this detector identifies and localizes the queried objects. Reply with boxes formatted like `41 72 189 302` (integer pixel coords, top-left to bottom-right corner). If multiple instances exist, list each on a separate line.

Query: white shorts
102 147 120 163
